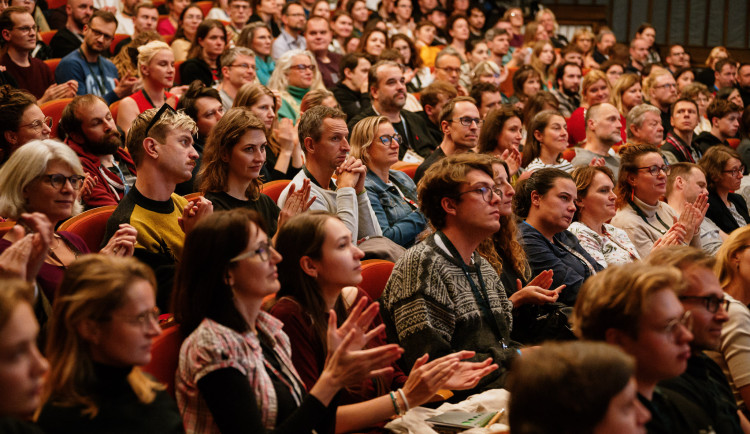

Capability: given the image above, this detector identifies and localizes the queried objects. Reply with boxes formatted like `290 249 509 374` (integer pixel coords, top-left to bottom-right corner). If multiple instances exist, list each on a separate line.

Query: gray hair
0 140 84 219
626 103 661 139
220 46 255 69
267 49 324 116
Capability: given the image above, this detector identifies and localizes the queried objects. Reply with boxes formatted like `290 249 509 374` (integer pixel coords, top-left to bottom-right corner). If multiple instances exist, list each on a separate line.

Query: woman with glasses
237 23 275 86
170 4 205 62
714 226 750 415
699 146 750 234
520 110 574 173
179 20 227 87
271 211 496 432
349 116 426 247
569 166 640 268
514 168 603 306
0 86 50 165
611 144 704 259
0 141 136 305
37 255 184 434
267 50 324 123
117 41 184 133
174 209 402 433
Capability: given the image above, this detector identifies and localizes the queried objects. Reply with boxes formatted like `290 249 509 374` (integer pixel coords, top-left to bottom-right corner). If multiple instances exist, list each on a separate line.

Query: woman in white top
521 110 573 173
569 166 640 267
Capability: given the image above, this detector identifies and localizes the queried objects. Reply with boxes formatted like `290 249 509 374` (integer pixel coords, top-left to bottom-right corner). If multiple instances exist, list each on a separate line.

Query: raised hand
278 179 315 229
178 197 214 234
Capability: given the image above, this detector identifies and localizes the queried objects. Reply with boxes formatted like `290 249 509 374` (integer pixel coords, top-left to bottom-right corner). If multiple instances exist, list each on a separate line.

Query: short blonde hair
137 40 172 79
126 107 198 166
715 226 750 289
349 115 390 166
0 140 84 219
581 69 609 100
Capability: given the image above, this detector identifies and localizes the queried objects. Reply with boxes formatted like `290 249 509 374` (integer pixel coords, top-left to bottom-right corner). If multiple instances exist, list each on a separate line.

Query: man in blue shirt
55 10 137 104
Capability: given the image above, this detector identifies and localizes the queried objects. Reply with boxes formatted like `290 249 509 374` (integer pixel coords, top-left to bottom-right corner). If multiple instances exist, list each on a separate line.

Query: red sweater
66 139 137 208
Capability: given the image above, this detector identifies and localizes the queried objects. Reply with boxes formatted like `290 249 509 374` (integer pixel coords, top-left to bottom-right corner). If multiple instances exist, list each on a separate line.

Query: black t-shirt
204 191 280 235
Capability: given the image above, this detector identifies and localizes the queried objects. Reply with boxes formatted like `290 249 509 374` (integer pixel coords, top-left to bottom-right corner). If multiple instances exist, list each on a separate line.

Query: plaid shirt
176 314 305 433
551 89 581 118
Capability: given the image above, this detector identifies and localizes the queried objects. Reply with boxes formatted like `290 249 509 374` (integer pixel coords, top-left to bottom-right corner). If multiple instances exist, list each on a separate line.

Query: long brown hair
521 110 563 168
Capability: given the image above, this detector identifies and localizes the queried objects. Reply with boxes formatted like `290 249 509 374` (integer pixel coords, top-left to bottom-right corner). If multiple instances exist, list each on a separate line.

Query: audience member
0 86 50 165
665 44 690 75
167 4 202 61
643 68 679 134
248 0 281 37
610 73 642 118
521 110 573 173
267 49 323 123
114 2 160 53
476 105 523 175
331 53 371 122
694 99 741 154
271 1 306 59
112 30 162 79
37 255 184 433
49 0 93 59
550 62 581 118
415 96 480 182
569 165 640 268
225 0 251 43
236 22 274 85
623 37 649 75
567 70 615 146
738 108 750 169
56 10 138 105
737 63 750 109
304 15 341 88
469 82 501 120
662 98 702 163
179 19 227 86
216 46 256 111
626 103 664 146
509 65 541 110
60 94 136 208
674 67 695 92
713 57 737 93
681 82 713 135
432 49 464 94
571 103 622 176
700 145 749 234
156 0 188 36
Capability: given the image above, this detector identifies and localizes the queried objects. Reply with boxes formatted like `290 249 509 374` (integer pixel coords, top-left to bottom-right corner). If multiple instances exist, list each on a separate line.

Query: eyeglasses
230 241 273 262
679 295 730 314
451 117 484 127
144 103 177 136
655 310 693 342
723 166 745 177
286 12 306 17
89 27 114 41
20 116 52 132
459 185 503 203
654 82 677 90
13 24 37 34
291 63 316 71
378 133 402 146
40 173 86 190
436 66 461 74
229 63 256 71
113 306 161 331
637 164 671 176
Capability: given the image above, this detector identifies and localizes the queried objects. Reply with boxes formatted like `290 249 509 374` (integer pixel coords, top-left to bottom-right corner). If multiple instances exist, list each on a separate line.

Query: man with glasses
104 104 212 310
665 45 689 75
56 10 138 104
226 0 251 43
271 1 306 60
415 96 480 183
216 47 255 111
50 0 93 58
572 261 714 434
571 103 622 177
648 246 746 433
433 49 465 94
277 105 381 242
60 94 136 208
0 7 77 102
348 60 437 161
694 99 742 154
304 16 340 88
646 70 678 135
381 152 518 400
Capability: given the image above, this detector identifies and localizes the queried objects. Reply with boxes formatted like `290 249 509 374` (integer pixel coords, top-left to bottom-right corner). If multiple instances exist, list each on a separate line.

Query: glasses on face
459 185 503 203
723 165 745 177
89 27 114 41
40 173 86 190
637 164 671 176
378 133 402 146
679 295 730 314
20 116 52 132
291 63 316 71
286 12 306 17
229 62 256 71
451 117 484 127
230 241 273 262
113 306 161 331
655 310 693 342
13 24 38 34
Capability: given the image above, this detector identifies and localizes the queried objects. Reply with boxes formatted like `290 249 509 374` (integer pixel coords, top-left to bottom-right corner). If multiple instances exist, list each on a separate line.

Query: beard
84 131 122 156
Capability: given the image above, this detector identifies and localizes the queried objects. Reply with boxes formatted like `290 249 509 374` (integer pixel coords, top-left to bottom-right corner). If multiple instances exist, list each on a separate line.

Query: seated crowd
3 1 750 433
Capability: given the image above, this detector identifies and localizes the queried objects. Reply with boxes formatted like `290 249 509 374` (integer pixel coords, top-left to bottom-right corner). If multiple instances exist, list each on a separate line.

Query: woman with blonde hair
117 41 184 132
199 107 311 235
234 83 304 181
267 50 324 123
300 89 339 114
566 69 622 146
610 73 643 118
349 116 425 246
112 31 164 80
529 40 555 90
37 255 183 433
570 28 595 63
470 60 504 90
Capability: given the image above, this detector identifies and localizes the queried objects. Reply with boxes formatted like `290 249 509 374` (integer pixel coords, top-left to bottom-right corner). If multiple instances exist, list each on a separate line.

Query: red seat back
359 259 395 300
57 205 117 252
143 324 181 398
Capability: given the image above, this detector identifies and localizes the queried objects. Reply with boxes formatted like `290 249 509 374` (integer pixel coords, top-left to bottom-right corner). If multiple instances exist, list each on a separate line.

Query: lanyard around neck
628 199 670 235
79 48 107 95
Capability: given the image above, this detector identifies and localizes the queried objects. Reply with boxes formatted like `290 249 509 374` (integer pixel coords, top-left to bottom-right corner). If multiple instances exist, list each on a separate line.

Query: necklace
49 234 62 251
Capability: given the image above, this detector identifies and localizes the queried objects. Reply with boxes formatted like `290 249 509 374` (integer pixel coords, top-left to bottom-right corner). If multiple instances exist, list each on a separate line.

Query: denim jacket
364 170 426 247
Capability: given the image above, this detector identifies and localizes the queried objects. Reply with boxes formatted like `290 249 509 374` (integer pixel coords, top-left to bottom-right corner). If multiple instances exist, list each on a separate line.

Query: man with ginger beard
60 94 136 208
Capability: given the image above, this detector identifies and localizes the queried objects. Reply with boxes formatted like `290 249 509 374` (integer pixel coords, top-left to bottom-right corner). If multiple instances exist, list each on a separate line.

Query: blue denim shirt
364 170 426 247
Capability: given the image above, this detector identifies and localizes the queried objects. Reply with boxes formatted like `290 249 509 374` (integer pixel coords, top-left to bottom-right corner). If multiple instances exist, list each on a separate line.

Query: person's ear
441 196 458 217
225 268 235 287
1 28 11 43
530 189 541 207
299 255 317 277
303 136 315 154
143 137 159 160
604 327 631 348
4 130 17 146
76 319 102 345
533 128 544 143
440 119 451 135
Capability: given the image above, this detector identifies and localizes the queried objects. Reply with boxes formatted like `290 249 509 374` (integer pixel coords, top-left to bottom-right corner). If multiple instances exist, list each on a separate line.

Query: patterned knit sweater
379 233 520 397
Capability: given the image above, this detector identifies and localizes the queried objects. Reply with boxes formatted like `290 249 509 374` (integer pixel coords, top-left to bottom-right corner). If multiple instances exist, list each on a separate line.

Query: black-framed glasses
20 116 52 132
230 241 273 262
378 133 402 146
655 310 693 342
144 103 177 137
40 174 85 190
451 117 484 127
723 166 745 177
112 306 161 331
679 295 730 314
89 27 114 41
291 64 316 71
638 164 671 176
459 185 502 203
